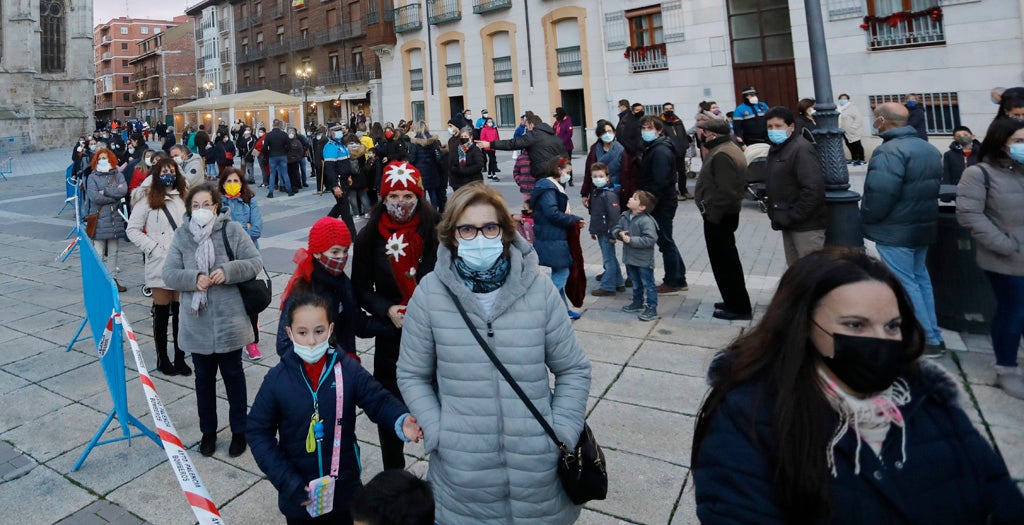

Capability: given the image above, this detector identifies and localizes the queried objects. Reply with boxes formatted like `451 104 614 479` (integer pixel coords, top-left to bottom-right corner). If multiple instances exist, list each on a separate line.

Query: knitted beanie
380 161 424 199
308 216 351 252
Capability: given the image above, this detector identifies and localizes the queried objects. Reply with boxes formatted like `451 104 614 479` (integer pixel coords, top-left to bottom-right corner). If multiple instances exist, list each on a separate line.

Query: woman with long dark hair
957 118 1024 400
692 250 1024 524
352 161 440 470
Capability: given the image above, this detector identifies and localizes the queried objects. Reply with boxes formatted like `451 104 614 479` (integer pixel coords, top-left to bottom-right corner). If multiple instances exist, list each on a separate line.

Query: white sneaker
995 366 1024 400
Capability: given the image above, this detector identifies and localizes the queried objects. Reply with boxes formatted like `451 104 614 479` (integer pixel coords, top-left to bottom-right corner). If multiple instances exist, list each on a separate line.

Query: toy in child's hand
305 475 336 517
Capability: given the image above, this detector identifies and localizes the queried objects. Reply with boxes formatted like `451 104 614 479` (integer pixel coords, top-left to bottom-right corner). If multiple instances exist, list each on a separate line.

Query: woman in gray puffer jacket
398 184 591 524
86 147 129 290
956 118 1024 400
163 183 263 458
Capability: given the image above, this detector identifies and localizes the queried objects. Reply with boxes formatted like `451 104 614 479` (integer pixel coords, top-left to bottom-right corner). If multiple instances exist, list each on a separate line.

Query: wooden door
727 0 798 110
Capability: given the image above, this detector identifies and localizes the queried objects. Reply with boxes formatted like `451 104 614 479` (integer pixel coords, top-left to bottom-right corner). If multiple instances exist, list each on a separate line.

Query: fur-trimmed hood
410 134 439 147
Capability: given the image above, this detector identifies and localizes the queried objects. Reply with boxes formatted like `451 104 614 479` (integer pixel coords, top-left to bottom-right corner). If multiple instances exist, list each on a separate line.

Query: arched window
40 0 66 72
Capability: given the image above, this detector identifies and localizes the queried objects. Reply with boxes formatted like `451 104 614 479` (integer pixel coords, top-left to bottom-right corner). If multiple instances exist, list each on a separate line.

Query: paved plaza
0 146 1021 524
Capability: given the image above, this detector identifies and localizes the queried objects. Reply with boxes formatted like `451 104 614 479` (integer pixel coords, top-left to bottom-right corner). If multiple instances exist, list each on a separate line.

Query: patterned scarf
377 210 423 306
188 216 216 314
454 255 510 293
458 143 469 164
818 367 911 476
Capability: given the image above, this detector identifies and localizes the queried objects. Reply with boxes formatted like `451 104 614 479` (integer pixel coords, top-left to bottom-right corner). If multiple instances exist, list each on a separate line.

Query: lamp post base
824 189 864 249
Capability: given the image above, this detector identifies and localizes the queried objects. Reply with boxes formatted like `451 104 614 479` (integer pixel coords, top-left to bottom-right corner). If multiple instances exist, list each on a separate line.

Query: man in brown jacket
695 119 752 320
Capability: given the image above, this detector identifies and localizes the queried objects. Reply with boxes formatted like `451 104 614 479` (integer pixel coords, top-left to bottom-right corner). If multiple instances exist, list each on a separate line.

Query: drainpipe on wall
596 0 614 119
524 0 534 89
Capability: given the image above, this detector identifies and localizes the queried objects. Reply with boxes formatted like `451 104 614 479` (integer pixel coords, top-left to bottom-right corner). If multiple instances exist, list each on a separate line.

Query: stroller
743 143 770 213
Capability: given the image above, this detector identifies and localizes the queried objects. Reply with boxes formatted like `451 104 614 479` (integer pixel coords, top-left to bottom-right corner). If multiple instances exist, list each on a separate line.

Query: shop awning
173 90 302 113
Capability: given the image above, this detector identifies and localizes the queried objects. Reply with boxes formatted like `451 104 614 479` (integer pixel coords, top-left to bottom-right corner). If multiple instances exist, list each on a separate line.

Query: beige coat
126 191 186 288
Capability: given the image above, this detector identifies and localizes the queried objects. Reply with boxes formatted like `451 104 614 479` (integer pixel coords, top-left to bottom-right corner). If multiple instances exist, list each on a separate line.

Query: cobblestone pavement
0 146 1020 524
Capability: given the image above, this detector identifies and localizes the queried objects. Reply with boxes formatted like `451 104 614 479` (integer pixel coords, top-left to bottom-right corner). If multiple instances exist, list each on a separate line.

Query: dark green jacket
861 126 941 247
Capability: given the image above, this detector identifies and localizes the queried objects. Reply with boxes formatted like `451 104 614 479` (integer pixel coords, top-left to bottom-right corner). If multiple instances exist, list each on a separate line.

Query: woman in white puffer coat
398 184 591 524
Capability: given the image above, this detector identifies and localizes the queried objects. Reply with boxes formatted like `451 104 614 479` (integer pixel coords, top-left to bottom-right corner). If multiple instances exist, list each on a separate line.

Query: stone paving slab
54 500 149 525
0 441 35 482
0 464 96 524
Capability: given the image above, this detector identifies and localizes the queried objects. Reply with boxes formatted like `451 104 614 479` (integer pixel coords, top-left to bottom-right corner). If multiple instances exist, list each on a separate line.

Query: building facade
94 17 179 125
380 0 1024 152
225 0 398 129
0 0 94 152
186 1 237 99
129 18 197 128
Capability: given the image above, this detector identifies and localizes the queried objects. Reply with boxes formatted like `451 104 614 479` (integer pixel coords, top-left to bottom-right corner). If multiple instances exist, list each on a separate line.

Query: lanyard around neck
300 354 344 479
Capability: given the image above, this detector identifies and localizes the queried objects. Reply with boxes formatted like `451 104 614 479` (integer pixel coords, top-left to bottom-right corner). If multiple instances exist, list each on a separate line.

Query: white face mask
448 127 457 136
144 157 153 167
333 131 344 140
173 156 184 166
288 133 296 139
592 177 607 189
748 96 759 105
292 339 331 364
96 159 112 172
191 208 215 227
559 172 571 185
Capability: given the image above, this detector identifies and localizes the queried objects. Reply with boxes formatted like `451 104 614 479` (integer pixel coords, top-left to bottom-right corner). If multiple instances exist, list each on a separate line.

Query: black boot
153 304 177 375
170 302 192 376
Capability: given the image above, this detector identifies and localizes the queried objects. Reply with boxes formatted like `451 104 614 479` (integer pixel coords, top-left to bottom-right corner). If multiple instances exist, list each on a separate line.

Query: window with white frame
868 92 960 134
495 94 516 127
865 0 944 51
411 101 425 123
141 26 148 34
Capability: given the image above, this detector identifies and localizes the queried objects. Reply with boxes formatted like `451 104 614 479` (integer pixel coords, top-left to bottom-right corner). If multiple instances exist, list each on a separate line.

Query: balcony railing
220 82 232 94
627 43 668 73
272 6 284 18
493 56 512 83
446 62 462 87
131 67 161 81
265 42 288 58
247 14 262 27
394 4 422 32
410 68 423 91
556 46 582 76
427 0 461 24
313 21 367 45
101 52 111 61
291 34 314 51
101 35 111 45
472 0 512 14
317 66 378 86
236 47 267 63
368 7 380 25
867 12 944 50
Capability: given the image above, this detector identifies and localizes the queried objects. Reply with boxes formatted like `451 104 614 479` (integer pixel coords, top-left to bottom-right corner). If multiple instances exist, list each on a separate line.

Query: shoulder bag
443 286 607 505
221 226 272 316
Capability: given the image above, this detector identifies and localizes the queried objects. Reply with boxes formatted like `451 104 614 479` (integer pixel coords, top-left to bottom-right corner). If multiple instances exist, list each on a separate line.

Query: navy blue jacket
248 349 408 520
530 177 582 269
635 135 678 210
694 361 1024 525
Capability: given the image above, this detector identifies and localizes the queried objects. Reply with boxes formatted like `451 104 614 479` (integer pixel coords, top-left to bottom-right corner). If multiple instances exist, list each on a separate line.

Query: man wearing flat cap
733 86 770 146
694 119 753 320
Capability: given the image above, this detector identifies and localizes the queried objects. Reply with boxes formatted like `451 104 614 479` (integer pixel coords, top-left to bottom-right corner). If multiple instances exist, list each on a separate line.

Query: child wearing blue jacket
218 167 265 360
587 162 625 296
248 293 422 524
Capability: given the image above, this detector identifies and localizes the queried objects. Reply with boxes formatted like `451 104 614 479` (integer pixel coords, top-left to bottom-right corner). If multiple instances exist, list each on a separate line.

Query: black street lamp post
804 0 863 248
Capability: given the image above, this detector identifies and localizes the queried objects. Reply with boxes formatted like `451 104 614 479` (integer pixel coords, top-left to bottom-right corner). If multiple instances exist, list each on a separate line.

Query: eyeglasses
456 223 501 240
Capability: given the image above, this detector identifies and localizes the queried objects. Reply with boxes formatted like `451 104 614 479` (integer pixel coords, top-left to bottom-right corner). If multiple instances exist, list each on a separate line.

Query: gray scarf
188 216 216 314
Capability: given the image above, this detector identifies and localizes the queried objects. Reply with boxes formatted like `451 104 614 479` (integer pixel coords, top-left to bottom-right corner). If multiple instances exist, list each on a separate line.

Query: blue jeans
626 265 657 309
876 245 943 345
550 266 570 311
985 271 1024 367
298 157 308 185
597 237 625 291
268 155 291 193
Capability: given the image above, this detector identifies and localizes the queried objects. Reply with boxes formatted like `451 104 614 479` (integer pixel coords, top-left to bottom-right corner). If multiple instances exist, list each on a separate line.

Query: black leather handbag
221 227 272 316
444 287 608 505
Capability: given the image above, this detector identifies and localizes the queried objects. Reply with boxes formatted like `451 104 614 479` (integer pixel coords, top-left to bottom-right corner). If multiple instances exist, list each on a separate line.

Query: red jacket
480 126 499 149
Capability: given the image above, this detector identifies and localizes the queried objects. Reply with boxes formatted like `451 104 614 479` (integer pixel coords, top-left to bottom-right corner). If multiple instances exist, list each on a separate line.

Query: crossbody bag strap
330 362 344 478
442 286 567 451
221 226 235 261
161 206 178 230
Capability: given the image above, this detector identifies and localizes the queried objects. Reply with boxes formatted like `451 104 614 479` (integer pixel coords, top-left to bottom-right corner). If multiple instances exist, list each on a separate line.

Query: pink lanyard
329 362 343 478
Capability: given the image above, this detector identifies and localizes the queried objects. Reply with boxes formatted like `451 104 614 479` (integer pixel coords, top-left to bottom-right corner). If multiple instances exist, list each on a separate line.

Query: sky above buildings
93 0 191 25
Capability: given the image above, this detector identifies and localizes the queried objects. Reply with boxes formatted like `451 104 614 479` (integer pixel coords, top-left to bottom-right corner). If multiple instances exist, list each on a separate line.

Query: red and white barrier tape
103 312 226 525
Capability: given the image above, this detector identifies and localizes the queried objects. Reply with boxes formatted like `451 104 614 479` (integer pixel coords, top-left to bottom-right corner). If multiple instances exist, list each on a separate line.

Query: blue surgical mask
159 173 176 187
601 133 614 144
1009 143 1024 163
768 129 789 145
458 235 504 271
592 177 608 189
906 100 917 108
292 339 330 364
838 99 849 107
641 130 657 142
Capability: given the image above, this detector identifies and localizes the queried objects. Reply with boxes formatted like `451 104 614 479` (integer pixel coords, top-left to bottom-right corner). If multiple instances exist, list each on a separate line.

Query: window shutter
604 11 627 50
662 1 686 42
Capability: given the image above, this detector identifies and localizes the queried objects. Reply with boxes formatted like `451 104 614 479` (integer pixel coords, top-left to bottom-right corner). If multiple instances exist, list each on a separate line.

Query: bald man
862 102 946 355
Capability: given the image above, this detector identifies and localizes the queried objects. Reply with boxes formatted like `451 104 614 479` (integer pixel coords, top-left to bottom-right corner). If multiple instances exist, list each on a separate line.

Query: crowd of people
62 85 1024 523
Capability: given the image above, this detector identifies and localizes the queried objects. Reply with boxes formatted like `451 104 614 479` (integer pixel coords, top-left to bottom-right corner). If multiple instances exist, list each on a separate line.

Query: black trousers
486 150 498 174
327 189 357 238
287 162 301 192
192 349 247 435
704 213 752 314
373 336 405 470
844 137 865 162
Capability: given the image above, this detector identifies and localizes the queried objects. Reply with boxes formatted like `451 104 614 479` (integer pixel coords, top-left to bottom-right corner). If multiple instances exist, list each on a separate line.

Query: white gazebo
173 90 304 133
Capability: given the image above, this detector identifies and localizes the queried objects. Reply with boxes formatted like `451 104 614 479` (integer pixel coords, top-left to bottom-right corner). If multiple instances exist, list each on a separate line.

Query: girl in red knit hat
351 160 440 471
276 217 391 360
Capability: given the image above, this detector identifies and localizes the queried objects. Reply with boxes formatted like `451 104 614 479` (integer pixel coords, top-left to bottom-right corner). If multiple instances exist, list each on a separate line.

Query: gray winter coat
398 237 590 525
612 211 658 268
956 160 1024 276
162 212 262 354
86 170 128 240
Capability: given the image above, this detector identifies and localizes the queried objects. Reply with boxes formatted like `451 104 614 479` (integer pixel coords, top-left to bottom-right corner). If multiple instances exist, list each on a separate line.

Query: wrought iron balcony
627 43 668 73
446 63 462 87
318 66 378 86
291 34 314 51
556 46 582 76
427 0 461 25
493 56 512 83
866 11 945 51
394 4 422 33
472 0 511 15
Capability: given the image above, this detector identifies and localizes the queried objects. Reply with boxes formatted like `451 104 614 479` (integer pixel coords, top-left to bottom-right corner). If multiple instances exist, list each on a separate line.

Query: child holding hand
248 293 423 524
613 190 660 321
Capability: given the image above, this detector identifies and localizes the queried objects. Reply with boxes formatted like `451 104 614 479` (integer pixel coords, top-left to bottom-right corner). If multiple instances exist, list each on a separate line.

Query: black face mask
460 137 471 144
816 322 908 394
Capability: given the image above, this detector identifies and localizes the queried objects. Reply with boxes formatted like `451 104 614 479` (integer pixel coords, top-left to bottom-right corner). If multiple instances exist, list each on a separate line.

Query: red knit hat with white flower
380 161 425 199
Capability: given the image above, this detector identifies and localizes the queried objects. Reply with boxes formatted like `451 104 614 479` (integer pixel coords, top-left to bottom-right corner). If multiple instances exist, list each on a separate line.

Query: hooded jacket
531 177 583 269
942 139 981 186
861 126 941 247
660 112 691 158
398 237 590 525
409 134 443 190
491 122 567 178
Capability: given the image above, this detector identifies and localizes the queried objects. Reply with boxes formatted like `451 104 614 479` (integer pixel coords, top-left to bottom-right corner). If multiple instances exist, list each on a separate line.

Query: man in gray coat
862 102 945 354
